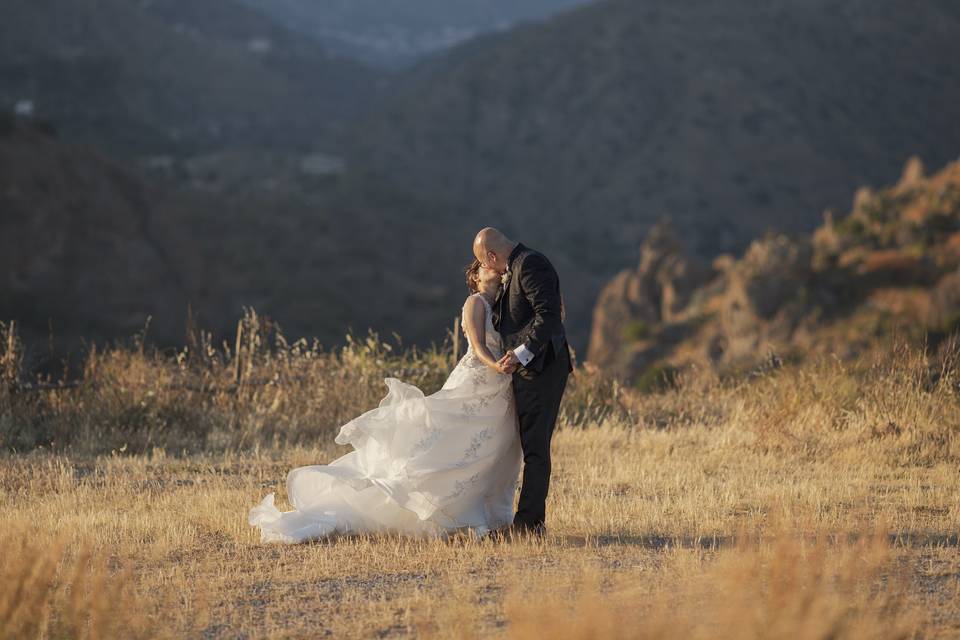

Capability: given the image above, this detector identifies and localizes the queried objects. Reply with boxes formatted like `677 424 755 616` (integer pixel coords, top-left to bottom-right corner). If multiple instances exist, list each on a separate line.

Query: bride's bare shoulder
462 293 483 312
464 293 492 322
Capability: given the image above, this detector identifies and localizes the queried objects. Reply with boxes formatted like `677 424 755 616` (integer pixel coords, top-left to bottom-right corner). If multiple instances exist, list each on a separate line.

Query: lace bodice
461 293 504 359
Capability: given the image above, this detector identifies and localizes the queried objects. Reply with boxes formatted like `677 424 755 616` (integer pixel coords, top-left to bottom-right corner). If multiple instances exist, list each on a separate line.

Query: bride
248 261 521 542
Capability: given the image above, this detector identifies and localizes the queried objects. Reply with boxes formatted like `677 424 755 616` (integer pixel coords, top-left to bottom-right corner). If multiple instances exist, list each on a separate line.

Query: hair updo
465 259 481 293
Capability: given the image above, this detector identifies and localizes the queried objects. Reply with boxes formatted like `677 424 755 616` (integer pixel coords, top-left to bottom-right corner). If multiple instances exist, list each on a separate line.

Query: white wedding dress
248 294 522 542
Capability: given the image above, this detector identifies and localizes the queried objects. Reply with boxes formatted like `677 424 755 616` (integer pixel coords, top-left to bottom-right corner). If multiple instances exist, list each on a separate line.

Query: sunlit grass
1 317 958 637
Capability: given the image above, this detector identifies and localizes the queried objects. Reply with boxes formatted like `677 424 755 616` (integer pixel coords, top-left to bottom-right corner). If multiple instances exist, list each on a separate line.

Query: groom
473 227 572 537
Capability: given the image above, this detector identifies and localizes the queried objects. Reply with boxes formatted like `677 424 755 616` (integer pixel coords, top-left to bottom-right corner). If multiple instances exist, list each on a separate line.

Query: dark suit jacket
493 243 572 374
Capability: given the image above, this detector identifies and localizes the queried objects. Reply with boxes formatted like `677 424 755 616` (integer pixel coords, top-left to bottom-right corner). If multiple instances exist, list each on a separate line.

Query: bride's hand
497 351 520 374
486 361 506 374
491 357 516 375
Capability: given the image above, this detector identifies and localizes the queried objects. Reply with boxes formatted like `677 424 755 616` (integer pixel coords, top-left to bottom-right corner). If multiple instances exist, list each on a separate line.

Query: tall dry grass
0 311 628 455
1 314 958 637
505 531 918 640
0 537 151 639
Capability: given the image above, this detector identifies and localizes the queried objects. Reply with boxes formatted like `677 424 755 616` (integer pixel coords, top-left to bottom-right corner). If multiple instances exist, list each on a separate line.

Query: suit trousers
511 344 570 529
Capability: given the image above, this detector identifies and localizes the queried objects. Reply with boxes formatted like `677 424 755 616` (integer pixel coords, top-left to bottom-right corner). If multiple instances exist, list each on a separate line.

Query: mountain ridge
347 0 960 347
0 0 380 155
240 0 594 67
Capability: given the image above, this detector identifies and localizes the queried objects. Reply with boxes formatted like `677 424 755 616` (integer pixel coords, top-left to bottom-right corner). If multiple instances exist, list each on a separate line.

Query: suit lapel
494 243 523 329
493 279 506 329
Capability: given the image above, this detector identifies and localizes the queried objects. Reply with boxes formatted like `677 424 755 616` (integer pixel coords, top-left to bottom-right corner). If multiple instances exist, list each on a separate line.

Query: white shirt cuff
513 343 535 367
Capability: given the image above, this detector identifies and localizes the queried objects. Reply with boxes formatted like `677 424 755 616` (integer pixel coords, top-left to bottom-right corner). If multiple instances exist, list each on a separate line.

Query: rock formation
587 220 715 379
588 157 960 383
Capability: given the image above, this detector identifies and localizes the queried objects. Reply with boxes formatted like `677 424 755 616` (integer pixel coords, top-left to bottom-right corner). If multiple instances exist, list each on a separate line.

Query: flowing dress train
248 294 521 542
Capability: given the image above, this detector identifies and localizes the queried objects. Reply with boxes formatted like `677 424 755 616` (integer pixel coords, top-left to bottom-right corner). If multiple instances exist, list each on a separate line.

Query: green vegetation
925 310 960 352
834 215 866 239
634 362 680 395
622 319 650 342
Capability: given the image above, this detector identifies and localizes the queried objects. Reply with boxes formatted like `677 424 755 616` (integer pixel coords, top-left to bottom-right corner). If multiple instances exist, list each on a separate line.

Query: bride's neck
477 284 498 301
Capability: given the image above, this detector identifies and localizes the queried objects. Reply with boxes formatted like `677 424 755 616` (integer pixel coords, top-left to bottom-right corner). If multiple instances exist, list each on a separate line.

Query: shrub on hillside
634 362 681 394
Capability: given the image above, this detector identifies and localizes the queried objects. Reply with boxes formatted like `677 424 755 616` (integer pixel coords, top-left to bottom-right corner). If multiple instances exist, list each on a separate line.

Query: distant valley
240 0 594 67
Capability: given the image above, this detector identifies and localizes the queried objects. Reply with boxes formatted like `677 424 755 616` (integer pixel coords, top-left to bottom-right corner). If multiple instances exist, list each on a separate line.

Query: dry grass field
1 315 959 638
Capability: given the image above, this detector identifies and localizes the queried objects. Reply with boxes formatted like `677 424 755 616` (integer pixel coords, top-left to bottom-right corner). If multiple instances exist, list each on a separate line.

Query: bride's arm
462 297 503 372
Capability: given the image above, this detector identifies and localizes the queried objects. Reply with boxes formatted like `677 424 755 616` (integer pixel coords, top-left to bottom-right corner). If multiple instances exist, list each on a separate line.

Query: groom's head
473 227 516 274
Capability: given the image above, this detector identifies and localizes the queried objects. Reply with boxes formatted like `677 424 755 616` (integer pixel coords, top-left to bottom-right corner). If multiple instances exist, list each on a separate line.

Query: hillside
0 121 471 369
348 0 960 345
0 121 189 358
0 0 379 155
587 157 960 382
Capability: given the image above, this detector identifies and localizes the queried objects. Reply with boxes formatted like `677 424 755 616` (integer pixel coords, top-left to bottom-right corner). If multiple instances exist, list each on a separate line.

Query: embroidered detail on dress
463 353 486 369
463 428 492 461
413 427 443 452
470 366 487 387
446 472 481 500
460 387 500 417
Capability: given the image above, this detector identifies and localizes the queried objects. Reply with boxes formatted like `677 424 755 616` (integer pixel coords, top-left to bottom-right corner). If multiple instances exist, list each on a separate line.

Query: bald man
473 227 572 537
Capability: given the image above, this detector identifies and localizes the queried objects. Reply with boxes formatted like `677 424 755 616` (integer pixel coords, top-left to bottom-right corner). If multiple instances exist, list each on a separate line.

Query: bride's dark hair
465 259 481 293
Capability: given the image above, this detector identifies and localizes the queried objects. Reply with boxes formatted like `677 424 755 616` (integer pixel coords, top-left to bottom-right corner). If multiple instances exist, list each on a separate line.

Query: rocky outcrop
728 235 812 320
588 158 960 383
587 220 715 378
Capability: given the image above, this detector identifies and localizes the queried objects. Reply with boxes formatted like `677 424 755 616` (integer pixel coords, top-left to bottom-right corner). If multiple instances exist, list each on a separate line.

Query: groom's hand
497 351 520 374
